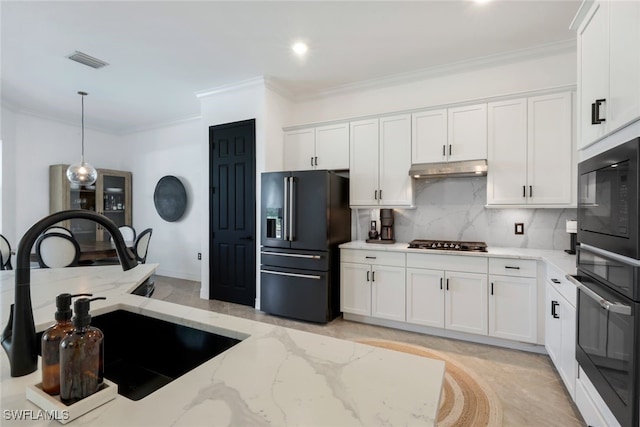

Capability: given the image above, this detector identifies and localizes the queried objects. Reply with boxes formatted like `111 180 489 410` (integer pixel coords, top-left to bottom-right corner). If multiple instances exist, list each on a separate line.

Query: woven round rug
357 339 503 427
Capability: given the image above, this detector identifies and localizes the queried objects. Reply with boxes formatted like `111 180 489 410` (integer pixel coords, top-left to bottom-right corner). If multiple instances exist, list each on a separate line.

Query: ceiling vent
67 51 109 69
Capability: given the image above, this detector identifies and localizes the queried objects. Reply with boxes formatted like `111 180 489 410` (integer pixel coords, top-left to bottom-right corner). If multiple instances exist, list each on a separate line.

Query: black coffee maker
379 209 395 243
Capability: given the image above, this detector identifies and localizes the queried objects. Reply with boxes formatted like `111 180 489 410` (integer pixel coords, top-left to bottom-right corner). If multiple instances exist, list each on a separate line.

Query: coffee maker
379 209 395 243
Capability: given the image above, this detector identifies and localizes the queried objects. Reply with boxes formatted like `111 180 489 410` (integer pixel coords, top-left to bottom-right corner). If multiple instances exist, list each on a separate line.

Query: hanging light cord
79 91 87 163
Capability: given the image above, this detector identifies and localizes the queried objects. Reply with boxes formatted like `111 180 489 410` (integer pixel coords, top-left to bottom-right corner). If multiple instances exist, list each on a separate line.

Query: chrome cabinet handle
529 185 533 198
260 251 321 259
283 176 289 241
310 157 314 167
522 185 526 198
314 156 318 166
449 144 452 156
260 269 321 280
551 301 560 319
289 177 295 241
505 266 520 270
551 278 561 284
365 256 377 259
366 271 370 282
372 271 375 282
591 99 606 124
442 145 446 157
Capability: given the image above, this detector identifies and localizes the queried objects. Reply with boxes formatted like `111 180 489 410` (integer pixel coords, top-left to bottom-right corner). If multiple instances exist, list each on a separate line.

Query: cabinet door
411 109 447 164
527 92 573 205
340 262 371 316
349 119 379 206
559 299 577 398
379 114 413 206
608 0 640 132
447 103 487 162
444 271 488 335
488 275 537 343
545 283 563 365
284 128 315 171
406 268 445 328
577 1 609 148
371 265 406 322
315 123 349 170
486 98 528 205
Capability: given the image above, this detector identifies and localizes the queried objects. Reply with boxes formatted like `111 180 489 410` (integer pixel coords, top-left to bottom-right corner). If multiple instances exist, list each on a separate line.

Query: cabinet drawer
546 263 577 307
406 253 487 274
489 258 537 278
341 249 405 267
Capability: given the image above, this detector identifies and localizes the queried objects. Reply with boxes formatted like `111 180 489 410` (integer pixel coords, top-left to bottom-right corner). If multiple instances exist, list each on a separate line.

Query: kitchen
2 1 640 426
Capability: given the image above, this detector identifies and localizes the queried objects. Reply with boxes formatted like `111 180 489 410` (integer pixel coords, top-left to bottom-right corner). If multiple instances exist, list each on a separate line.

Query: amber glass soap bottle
59 297 106 404
41 293 92 395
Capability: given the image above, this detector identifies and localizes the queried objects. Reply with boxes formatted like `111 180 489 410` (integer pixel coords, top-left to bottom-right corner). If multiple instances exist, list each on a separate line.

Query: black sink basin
38 310 241 401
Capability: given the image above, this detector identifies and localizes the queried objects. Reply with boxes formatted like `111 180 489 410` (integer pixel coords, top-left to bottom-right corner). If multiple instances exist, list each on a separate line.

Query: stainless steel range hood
409 159 487 179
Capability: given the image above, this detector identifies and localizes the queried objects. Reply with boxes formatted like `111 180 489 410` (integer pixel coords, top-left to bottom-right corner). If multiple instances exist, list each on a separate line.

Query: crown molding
569 0 594 31
295 39 577 102
122 115 202 135
195 76 267 99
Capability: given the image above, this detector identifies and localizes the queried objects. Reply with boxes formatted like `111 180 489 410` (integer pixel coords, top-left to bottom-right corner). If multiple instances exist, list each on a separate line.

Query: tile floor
151 275 585 427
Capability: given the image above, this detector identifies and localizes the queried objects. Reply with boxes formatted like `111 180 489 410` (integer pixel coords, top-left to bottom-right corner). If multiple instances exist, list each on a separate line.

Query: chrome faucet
1 210 138 377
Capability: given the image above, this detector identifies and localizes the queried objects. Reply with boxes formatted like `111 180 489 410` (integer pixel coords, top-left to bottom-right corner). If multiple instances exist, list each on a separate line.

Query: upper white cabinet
576 0 640 149
350 115 413 207
283 123 349 171
487 92 574 206
411 103 487 164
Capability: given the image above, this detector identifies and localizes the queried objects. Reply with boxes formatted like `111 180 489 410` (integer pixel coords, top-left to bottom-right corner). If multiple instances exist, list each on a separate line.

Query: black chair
0 234 12 270
133 228 153 264
43 226 73 237
118 225 136 242
35 232 80 268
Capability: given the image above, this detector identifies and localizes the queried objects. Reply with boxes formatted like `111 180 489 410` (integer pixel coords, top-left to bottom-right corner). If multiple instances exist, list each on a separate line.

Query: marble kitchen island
1 265 445 426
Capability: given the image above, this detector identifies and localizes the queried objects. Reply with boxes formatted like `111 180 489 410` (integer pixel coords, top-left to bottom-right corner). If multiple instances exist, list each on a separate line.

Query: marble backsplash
353 177 577 251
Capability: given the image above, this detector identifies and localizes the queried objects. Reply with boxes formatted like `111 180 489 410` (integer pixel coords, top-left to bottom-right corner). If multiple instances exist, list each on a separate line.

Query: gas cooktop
408 239 488 252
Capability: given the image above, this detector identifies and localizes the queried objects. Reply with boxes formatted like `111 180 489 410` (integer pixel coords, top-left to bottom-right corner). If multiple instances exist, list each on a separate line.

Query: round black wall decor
153 175 187 222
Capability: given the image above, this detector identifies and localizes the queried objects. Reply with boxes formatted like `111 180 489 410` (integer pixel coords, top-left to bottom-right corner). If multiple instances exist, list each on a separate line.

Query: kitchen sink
37 310 241 401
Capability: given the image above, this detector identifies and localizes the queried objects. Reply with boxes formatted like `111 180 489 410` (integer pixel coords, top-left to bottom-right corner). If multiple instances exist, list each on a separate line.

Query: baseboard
343 313 547 354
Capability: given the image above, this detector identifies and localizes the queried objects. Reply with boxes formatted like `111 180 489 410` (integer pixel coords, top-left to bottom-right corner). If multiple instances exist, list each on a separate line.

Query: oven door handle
575 280 632 316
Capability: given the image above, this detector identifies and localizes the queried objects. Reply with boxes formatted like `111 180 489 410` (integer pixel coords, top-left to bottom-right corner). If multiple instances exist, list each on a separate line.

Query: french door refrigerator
260 170 350 323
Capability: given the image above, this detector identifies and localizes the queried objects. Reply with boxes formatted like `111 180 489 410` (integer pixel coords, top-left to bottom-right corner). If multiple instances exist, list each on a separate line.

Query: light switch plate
515 223 524 235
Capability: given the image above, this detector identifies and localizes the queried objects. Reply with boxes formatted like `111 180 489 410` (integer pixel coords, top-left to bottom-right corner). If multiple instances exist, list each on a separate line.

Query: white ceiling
1 0 580 134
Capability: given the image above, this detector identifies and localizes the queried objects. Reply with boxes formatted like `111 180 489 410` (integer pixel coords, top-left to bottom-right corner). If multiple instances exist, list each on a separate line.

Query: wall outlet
515 223 524 235
197 252 202 260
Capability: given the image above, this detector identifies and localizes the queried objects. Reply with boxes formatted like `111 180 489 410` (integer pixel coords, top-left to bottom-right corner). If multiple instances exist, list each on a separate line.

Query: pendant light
66 91 98 186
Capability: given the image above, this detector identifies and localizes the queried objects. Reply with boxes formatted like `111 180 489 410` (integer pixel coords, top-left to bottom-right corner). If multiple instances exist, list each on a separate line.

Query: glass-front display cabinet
49 165 132 242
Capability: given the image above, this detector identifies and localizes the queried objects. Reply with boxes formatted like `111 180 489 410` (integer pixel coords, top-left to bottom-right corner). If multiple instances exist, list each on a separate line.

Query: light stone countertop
339 241 577 276
0 265 445 426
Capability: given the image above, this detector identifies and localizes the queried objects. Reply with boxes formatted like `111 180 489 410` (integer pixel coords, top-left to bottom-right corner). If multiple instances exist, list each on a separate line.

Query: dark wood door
209 119 256 306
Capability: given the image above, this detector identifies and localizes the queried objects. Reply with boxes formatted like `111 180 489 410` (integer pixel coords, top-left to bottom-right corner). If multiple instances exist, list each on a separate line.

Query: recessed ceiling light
473 0 492 4
292 42 308 56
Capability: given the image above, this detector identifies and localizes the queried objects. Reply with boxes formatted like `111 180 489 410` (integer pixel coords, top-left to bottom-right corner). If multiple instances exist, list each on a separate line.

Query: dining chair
0 234 13 270
43 226 73 237
35 232 81 268
133 228 153 264
118 225 136 242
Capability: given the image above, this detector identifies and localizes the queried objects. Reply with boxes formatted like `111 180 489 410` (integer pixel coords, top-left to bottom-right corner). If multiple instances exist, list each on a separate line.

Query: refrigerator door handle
260 269 322 280
260 251 322 259
289 177 295 241
283 176 289 241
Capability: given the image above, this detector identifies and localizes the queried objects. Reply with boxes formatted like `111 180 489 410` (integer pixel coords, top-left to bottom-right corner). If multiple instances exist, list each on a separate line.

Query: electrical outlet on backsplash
352 177 577 250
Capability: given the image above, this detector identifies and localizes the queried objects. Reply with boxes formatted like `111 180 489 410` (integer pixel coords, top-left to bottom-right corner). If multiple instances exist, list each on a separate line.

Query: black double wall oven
576 137 640 427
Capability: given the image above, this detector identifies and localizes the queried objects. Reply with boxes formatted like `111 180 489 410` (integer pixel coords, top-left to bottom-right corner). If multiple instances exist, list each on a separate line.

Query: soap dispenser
59 297 106 404
41 293 92 395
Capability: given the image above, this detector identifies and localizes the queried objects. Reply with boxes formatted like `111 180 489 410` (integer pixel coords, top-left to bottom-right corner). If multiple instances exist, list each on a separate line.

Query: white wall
1 107 17 243
289 50 576 126
121 119 202 280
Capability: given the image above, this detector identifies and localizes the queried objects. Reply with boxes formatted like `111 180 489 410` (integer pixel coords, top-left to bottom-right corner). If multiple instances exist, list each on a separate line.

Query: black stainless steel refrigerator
260 170 350 323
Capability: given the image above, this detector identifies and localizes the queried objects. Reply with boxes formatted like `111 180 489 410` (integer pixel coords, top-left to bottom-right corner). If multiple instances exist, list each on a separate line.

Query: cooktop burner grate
408 239 488 252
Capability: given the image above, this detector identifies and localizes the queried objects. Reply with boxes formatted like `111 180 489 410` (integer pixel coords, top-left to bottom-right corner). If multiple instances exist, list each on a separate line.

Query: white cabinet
488 258 537 344
283 123 349 171
411 103 487 164
341 250 406 322
406 253 488 335
350 115 413 207
487 92 573 206
545 266 577 399
576 0 640 149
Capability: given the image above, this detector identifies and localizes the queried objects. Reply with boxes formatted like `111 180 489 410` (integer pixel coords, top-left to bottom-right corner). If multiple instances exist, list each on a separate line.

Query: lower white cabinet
488 258 537 343
406 254 488 335
545 269 577 399
341 250 406 322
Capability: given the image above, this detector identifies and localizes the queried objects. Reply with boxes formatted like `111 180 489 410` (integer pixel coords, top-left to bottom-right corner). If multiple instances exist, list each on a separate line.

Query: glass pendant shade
67 161 98 186
67 91 97 186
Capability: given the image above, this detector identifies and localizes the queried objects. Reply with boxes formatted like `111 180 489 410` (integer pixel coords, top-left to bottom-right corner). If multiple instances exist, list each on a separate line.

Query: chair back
43 226 73 237
118 225 136 242
0 234 12 270
133 228 153 264
35 232 80 268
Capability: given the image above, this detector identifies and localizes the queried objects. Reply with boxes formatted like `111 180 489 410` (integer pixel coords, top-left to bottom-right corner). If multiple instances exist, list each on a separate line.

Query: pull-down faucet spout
1 210 137 377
